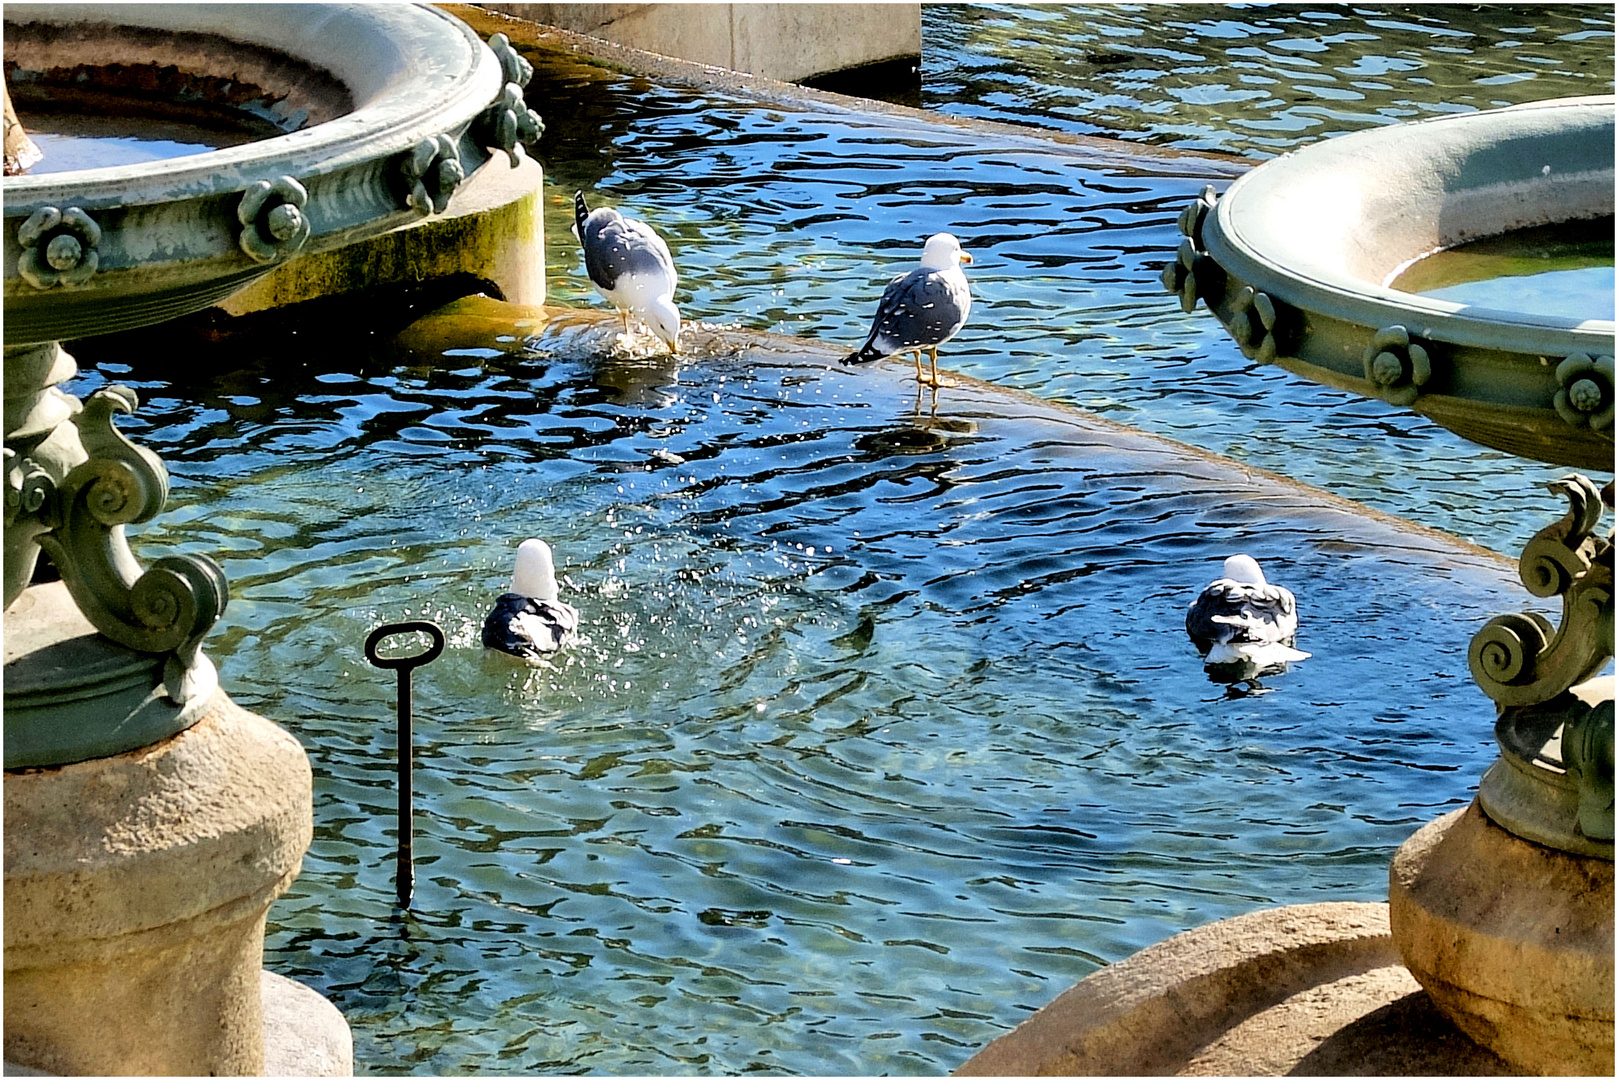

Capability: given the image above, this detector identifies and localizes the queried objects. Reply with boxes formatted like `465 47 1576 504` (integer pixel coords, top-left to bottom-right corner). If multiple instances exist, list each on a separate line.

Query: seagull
572 190 681 353
843 233 973 387
482 539 580 665
1185 555 1310 675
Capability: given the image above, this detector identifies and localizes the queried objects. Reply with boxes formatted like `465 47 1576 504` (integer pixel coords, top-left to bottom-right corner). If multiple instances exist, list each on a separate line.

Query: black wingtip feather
842 342 885 366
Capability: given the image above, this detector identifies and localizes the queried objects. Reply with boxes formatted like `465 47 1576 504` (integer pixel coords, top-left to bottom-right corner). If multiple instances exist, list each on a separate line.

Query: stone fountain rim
1 2 502 207
1205 95 1615 355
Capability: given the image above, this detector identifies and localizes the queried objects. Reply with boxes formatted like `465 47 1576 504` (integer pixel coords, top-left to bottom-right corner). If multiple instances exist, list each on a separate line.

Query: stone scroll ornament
477 33 546 167
1227 285 1288 365
24 387 229 704
398 134 466 217
1469 475 1613 711
237 175 312 264
1159 185 1224 314
17 206 101 289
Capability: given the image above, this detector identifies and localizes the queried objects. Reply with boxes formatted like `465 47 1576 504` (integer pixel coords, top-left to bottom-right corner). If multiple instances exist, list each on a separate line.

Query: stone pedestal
1389 800 1615 1076
3 694 314 1076
213 154 546 318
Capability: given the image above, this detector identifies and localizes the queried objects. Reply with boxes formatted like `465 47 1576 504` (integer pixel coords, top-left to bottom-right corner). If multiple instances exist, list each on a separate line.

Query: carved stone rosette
476 32 546 167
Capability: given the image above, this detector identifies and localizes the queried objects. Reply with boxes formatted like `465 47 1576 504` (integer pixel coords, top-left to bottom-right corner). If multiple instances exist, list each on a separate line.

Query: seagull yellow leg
913 350 925 383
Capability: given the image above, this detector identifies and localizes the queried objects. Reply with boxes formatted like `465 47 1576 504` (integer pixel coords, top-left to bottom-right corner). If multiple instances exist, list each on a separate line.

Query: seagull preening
1185 555 1309 676
573 190 682 353
844 233 973 387
482 539 581 665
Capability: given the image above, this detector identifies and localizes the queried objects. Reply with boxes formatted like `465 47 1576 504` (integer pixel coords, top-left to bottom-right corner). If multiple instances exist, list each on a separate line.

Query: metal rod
364 620 445 911
395 663 414 908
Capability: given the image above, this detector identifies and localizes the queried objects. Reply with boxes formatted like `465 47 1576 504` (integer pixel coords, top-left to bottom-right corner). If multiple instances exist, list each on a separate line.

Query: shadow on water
67 297 1535 1075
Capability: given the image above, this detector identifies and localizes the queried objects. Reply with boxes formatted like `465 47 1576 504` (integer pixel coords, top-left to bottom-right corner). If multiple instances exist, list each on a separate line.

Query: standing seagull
482 539 580 665
844 233 973 387
573 191 682 353
1186 555 1310 674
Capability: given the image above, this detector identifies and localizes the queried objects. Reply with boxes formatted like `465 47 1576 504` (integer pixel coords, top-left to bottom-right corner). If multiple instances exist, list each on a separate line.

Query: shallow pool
61 4 1611 1075
76 312 1522 1075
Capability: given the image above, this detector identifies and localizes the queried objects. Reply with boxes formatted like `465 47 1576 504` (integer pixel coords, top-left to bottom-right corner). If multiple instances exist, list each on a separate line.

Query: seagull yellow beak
959 251 973 264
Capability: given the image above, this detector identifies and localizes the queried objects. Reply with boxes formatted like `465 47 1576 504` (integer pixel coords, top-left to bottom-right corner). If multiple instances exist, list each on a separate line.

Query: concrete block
476 3 920 83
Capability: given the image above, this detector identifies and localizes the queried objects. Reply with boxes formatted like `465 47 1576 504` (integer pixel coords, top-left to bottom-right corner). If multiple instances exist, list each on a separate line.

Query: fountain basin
1169 96 1615 470
2 2 508 345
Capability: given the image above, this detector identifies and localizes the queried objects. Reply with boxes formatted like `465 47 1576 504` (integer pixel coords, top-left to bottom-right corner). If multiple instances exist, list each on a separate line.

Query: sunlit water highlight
58 4 1612 1075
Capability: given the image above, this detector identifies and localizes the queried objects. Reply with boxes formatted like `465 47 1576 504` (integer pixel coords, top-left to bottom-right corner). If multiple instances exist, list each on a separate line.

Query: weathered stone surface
1389 801 1615 1076
4 697 313 1076
263 970 353 1077
215 154 546 317
957 901 1402 1075
475 3 920 83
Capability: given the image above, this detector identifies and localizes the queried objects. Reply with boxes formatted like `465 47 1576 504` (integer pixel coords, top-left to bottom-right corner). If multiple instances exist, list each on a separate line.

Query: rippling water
59 5 1610 1075
78 312 1521 1075
923 3 1615 158
530 21 1606 556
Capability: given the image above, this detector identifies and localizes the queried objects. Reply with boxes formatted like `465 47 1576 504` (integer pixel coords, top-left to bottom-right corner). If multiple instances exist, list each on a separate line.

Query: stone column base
262 971 354 1076
4 696 313 1075
955 900 1515 1075
1389 800 1615 1076
4 971 352 1077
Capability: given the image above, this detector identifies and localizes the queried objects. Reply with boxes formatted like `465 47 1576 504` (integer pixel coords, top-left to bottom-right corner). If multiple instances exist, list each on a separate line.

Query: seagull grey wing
482 593 538 657
622 217 678 288
1245 584 1299 642
581 214 673 294
1190 582 1298 651
868 269 970 352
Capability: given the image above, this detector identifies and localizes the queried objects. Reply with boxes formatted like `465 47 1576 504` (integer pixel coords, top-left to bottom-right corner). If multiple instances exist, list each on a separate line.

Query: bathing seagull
1186 555 1310 674
844 233 973 387
482 539 580 664
572 190 681 353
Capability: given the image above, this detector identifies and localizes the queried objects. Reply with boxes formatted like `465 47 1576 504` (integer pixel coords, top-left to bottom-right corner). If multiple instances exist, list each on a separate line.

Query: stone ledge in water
955 900 1514 1076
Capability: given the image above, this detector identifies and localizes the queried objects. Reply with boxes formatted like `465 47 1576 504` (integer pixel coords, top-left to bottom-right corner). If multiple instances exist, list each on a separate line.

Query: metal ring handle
364 620 446 670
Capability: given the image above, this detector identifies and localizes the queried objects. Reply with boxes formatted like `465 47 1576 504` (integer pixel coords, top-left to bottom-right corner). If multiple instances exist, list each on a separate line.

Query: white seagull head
918 232 973 271
1221 554 1268 586
639 294 682 354
511 538 560 602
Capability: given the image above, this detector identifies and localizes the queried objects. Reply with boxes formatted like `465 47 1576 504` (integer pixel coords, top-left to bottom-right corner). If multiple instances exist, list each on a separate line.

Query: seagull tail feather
574 190 591 235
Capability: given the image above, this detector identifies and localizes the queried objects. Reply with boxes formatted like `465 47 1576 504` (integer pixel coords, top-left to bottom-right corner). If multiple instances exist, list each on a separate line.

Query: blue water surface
62 4 1611 1075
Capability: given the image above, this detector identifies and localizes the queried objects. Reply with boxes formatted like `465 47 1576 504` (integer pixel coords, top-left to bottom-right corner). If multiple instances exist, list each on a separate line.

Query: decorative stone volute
237 176 312 264
478 32 546 167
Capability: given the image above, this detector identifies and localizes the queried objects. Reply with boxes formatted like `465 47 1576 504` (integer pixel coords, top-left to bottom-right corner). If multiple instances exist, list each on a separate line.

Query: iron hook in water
364 620 445 911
